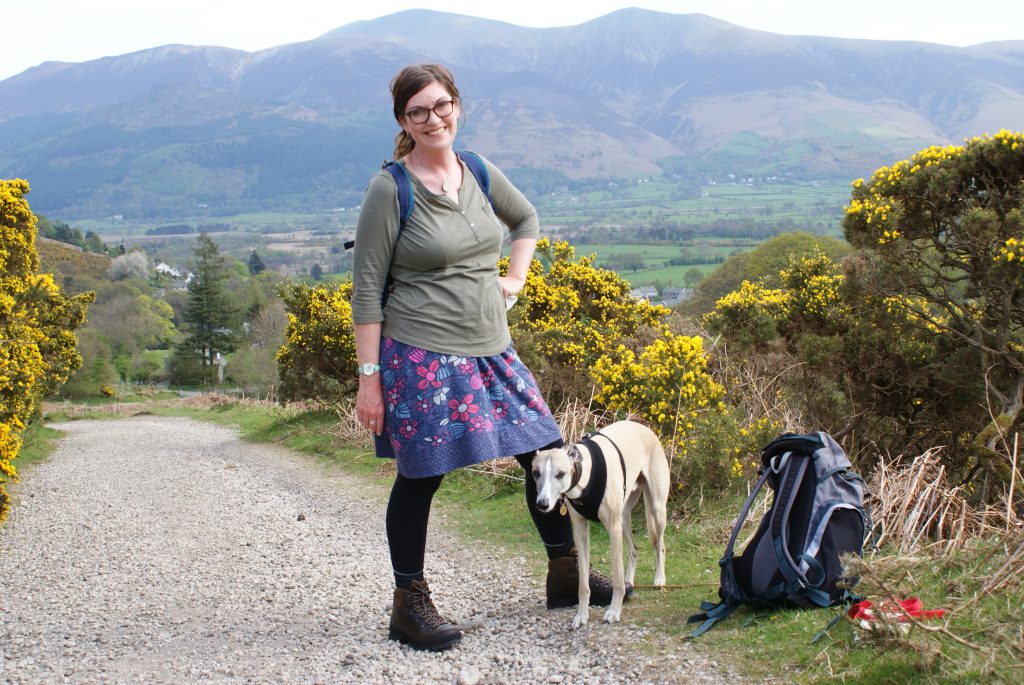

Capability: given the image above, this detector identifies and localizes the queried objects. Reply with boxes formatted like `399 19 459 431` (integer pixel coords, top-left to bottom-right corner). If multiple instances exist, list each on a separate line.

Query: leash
631 583 718 590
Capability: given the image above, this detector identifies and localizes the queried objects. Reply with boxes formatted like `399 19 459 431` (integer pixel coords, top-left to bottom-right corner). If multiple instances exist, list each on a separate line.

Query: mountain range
1 8 1022 221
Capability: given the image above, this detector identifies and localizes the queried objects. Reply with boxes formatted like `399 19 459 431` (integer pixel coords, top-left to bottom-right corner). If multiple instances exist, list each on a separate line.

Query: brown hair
389 64 460 160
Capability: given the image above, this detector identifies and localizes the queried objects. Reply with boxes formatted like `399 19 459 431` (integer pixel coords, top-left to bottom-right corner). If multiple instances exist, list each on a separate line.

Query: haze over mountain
1 8 1021 221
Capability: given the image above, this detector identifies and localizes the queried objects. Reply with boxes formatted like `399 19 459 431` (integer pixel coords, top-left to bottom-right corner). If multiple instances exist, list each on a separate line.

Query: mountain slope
1 9 1021 220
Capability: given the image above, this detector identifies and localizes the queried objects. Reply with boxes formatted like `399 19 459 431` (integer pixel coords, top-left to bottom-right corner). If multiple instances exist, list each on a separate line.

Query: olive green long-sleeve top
351 155 540 357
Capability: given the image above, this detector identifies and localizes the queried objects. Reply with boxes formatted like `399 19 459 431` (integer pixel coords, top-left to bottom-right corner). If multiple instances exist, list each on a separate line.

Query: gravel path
0 416 734 684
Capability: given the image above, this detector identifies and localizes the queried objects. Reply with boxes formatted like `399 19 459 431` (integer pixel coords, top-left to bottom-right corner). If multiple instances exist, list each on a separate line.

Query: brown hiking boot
388 579 462 651
546 548 635 609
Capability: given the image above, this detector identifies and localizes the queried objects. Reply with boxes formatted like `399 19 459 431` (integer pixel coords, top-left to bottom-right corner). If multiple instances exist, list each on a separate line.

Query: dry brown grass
325 399 368 446
45 393 304 421
868 447 1022 555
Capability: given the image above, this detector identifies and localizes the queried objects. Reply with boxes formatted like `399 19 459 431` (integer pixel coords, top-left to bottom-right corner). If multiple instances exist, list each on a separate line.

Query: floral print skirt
373 337 562 478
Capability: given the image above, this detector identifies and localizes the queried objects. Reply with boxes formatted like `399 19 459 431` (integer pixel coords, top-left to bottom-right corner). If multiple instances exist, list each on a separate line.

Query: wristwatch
357 362 381 377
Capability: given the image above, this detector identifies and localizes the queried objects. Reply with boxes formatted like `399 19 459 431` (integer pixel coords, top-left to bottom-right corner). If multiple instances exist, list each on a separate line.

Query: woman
351 64 627 652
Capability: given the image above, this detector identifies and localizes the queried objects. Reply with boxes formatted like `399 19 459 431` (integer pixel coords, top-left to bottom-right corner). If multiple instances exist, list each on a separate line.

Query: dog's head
532 446 577 513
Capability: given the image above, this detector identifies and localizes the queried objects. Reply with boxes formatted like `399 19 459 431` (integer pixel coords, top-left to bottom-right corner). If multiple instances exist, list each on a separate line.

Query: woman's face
399 80 460 155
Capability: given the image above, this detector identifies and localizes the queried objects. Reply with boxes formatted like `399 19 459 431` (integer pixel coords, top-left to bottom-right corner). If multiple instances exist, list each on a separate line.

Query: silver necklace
415 154 454 193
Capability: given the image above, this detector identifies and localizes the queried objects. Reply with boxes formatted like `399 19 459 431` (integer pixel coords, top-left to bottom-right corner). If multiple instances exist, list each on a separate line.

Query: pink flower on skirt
448 393 480 422
398 419 418 440
468 415 494 433
416 360 442 389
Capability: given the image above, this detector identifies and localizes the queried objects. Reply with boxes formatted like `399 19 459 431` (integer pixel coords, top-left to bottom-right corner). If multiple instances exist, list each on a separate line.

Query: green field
74 180 851 242
532 180 855 288
538 180 851 234
568 241 753 288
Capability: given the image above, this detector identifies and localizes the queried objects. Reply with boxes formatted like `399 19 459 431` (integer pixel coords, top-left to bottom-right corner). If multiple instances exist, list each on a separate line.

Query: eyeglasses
404 99 455 124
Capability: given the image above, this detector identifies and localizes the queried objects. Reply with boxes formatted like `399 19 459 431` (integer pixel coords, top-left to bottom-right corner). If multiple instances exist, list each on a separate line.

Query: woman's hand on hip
498 274 525 298
356 376 385 436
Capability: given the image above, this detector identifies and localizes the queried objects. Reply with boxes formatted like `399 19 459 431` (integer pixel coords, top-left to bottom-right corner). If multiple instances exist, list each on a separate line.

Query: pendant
441 179 450 193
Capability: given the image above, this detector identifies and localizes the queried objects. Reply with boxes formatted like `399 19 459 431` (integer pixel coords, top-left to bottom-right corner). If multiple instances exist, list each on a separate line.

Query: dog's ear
567 444 581 463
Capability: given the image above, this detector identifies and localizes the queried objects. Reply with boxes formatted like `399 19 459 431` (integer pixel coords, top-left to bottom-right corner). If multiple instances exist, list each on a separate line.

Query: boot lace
410 586 447 629
570 550 615 592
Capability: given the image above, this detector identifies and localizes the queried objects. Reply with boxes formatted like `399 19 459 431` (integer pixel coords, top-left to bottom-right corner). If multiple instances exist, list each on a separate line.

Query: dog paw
603 608 621 624
572 611 589 629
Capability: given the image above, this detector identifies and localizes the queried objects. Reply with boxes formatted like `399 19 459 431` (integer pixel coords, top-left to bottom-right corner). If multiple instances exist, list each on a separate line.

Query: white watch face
360 362 379 375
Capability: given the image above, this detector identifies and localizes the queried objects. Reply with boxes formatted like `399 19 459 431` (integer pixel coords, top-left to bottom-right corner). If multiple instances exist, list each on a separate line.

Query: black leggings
386 440 573 587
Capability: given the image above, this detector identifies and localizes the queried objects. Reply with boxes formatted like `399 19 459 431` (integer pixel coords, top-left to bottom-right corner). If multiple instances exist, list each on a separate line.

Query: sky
3 0 1022 82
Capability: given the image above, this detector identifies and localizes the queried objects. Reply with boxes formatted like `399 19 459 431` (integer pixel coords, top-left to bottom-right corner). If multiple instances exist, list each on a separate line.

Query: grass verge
12 421 65 471
36 399 1023 683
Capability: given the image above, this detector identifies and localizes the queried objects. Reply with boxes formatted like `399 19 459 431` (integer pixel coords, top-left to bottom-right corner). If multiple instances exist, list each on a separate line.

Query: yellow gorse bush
276 281 357 403
779 252 847 322
995 236 1023 266
507 239 670 370
846 129 1024 247
701 280 790 348
1 179 90 522
592 333 723 455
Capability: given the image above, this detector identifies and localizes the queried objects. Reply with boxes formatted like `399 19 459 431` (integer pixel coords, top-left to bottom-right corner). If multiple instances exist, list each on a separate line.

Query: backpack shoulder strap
456 150 494 208
343 161 414 252
374 160 415 308
768 453 831 608
383 160 415 229
723 465 774 569
687 465 774 637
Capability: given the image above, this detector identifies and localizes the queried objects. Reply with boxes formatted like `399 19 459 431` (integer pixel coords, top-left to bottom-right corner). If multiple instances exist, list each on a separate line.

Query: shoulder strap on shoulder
372 160 415 308
456 150 494 208
344 161 414 252
383 160 414 229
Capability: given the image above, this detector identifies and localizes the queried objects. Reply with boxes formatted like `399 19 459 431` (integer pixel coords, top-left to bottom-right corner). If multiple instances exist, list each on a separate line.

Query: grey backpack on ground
689 431 868 636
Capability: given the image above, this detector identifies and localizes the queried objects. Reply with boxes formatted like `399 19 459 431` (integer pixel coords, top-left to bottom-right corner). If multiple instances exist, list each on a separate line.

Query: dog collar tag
559 501 568 516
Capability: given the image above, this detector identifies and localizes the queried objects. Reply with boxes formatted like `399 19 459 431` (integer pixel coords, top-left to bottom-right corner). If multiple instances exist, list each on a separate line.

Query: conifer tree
176 233 236 379
247 249 266 276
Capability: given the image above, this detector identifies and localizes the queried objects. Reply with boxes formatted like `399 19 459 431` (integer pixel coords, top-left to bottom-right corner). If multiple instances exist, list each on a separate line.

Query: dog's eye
532 469 540 478
556 471 566 479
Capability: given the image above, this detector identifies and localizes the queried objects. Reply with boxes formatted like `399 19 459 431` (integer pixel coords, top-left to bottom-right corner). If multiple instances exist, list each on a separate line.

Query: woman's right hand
356 376 385 436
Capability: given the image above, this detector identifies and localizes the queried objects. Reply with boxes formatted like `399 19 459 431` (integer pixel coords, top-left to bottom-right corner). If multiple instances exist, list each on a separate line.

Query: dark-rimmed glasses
404 99 455 124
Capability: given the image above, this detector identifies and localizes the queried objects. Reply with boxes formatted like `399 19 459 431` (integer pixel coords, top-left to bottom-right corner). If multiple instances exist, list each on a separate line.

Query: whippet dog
533 420 669 628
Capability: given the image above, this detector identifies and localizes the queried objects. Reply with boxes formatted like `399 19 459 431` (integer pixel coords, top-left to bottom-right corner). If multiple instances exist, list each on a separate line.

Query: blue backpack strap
383 160 414 230
687 465 775 637
345 160 414 253
376 160 414 308
810 609 848 644
688 601 740 638
456 150 494 208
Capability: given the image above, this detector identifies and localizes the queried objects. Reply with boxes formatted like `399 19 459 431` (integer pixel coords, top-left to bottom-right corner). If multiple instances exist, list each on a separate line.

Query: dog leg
569 511 590 629
622 488 642 586
644 475 669 587
603 516 625 623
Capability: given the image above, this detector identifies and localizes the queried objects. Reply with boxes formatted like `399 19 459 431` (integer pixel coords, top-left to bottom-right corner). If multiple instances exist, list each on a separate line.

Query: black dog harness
565 432 628 522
